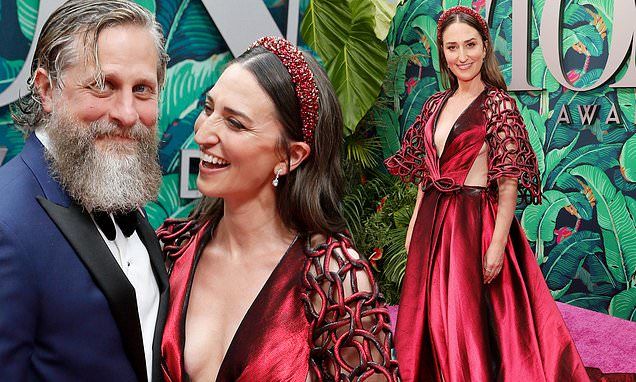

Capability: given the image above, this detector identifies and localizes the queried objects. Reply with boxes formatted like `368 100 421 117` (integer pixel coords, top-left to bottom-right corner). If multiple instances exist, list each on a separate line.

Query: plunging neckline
181 230 301 382
432 88 486 160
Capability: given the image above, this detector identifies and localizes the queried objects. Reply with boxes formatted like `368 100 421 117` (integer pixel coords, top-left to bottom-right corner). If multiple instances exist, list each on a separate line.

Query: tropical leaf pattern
371 0 636 320
0 0 635 321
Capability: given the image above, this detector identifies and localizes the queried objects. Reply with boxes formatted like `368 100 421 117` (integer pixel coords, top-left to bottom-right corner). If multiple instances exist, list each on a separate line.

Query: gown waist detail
423 177 486 194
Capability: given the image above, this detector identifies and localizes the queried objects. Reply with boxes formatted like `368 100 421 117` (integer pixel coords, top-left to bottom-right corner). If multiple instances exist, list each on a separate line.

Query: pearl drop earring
272 168 282 187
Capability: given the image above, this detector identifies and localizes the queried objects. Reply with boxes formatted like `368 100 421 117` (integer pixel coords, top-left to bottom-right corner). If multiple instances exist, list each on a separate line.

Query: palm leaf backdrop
0 0 634 318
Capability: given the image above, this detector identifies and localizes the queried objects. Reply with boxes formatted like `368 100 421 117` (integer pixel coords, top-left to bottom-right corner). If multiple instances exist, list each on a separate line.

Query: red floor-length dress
385 86 590 381
157 220 399 382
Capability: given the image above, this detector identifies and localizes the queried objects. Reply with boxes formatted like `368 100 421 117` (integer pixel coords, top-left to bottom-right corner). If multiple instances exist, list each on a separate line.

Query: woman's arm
482 89 542 283
483 177 517 284
405 184 424 251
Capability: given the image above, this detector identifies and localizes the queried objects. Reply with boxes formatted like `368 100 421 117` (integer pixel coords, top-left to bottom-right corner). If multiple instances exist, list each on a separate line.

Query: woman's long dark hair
190 46 347 236
437 11 507 91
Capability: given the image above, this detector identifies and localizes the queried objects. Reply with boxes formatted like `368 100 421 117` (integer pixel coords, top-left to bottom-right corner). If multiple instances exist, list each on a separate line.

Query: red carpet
388 303 636 378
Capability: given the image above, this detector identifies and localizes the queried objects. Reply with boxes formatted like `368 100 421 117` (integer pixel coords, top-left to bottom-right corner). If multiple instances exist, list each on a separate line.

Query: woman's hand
483 242 505 284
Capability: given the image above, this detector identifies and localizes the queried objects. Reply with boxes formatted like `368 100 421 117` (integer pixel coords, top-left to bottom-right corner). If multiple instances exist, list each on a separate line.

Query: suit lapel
135 212 170 382
38 197 148 382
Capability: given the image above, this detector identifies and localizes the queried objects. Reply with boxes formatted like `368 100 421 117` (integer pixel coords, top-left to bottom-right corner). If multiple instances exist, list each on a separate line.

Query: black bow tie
93 211 138 241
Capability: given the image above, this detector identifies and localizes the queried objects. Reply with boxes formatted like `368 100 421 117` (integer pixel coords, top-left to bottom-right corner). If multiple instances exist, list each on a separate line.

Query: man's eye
203 104 213 115
89 82 112 94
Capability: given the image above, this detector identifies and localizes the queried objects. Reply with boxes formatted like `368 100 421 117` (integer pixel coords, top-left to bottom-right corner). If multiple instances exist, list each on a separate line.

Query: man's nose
110 91 139 128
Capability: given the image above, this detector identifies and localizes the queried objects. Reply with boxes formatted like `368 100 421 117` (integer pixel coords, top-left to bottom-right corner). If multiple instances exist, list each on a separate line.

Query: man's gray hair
12 0 169 132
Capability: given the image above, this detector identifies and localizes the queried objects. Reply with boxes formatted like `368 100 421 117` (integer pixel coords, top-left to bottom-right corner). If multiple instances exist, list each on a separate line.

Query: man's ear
33 68 55 113
278 141 311 175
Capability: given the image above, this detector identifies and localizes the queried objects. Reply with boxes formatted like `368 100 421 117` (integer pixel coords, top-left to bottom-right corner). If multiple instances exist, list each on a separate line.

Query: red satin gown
385 86 589 381
157 220 400 382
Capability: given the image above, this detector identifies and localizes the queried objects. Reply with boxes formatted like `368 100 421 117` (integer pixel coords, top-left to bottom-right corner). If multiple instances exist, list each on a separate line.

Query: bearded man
0 1 169 381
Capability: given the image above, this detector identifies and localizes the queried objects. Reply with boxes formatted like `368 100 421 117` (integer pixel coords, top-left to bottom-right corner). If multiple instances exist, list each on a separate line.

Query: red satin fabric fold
395 188 589 381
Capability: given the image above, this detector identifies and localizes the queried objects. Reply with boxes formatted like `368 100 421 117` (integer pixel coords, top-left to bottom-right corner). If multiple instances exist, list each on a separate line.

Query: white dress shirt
36 129 159 382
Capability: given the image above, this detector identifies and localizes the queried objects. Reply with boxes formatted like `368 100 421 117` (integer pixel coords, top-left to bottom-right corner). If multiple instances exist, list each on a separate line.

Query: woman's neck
213 194 296 259
455 77 485 98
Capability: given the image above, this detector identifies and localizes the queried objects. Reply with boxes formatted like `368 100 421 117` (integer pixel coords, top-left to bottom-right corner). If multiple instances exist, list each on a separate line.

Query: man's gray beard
43 108 163 214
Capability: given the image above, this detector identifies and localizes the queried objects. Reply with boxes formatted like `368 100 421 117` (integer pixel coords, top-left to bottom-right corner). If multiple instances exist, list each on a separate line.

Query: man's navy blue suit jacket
0 135 168 381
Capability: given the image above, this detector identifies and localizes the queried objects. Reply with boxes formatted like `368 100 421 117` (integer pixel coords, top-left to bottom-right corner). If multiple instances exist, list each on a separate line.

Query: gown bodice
385 85 541 204
423 89 488 191
158 220 400 382
160 222 311 381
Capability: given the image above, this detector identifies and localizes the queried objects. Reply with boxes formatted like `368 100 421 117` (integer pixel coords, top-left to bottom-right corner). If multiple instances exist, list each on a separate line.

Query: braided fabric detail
484 88 542 204
384 91 449 185
301 234 399 381
251 36 319 144
156 219 200 272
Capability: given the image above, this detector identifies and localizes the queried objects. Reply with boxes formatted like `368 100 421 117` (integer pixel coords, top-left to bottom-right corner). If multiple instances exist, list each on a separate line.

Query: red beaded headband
437 6 489 43
250 36 319 145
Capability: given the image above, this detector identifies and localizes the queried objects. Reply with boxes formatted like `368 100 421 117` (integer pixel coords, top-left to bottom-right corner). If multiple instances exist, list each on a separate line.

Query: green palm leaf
158 0 226 64
16 0 38 41
344 134 382 169
543 136 578 188
617 88 635 124
369 0 397 40
566 191 593 220
372 106 401 158
563 5 594 26
301 1 349 59
519 105 546 176
382 234 407 286
409 14 439 73
543 231 601 298
530 46 560 93
578 0 614 35
563 25 603 57
561 292 611 313
400 76 437 134
384 45 411 99
0 58 24 93
145 173 198 229
609 288 636 321
133 0 156 13
546 143 622 188
570 165 636 285
158 53 232 136
626 196 636 223
389 1 441 46
521 190 572 264
584 252 618 288
301 0 389 134
620 134 636 182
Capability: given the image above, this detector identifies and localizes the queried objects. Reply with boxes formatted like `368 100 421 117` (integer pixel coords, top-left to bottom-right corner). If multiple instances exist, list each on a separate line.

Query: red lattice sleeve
484 89 542 204
156 218 200 272
384 91 446 185
302 234 399 381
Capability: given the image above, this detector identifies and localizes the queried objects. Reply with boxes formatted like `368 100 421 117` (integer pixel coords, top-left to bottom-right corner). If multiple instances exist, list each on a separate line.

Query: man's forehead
64 26 158 82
